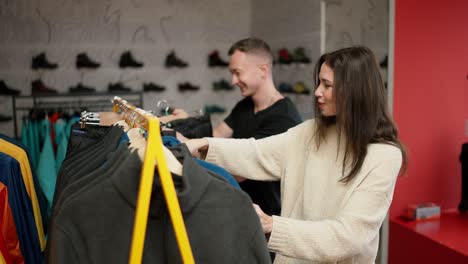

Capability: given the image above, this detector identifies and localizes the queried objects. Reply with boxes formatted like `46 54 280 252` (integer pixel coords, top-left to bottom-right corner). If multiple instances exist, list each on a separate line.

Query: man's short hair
228 37 273 64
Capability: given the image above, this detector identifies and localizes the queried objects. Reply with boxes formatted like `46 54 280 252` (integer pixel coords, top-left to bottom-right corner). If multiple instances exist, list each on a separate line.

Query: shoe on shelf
0 114 12 122
292 47 311 64
31 79 58 95
76 53 101 69
119 51 143 68
208 50 228 67
213 79 234 91
108 82 132 92
143 82 166 92
204 104 226 114
0 80 20 95
278 82 293 93
69 83 96 93
178 82 199 92
278 48 293 65
165 51 188 68
31 52 58 70
293 81 310 94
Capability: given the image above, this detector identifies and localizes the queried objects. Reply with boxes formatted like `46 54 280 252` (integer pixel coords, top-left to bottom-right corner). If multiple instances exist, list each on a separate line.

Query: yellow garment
0 139 46 251
0 251 6 264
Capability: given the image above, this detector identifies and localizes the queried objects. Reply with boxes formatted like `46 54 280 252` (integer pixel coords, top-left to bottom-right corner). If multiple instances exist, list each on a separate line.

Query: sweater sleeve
268 156 402 262
205 130 290 181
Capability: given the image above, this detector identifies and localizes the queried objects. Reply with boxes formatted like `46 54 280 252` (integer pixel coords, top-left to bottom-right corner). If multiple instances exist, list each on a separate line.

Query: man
172 38 302 216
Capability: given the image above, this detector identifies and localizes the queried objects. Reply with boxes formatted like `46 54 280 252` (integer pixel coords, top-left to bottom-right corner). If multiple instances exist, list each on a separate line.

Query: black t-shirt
224 96 302 215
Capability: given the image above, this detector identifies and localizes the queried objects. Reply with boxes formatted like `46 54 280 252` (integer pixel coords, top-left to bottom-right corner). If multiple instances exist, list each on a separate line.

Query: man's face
228 50 264 97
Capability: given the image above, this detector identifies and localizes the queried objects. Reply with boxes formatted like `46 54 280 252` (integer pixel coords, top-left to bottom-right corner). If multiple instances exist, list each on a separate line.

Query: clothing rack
11 92 143 138
112 96 194 264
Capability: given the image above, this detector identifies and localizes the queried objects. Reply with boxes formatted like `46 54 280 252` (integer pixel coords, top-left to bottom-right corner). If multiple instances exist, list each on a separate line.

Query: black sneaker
0 114 12 122
0 80 20 95
165 51 188 68
119 51 143 68
208 50 228 67
143 82 166 92
108 82 132 92
213 79 233 91
31 79 58 95
31 52 58 70
178 82 199 92
76 53 101 69
69 83 96 93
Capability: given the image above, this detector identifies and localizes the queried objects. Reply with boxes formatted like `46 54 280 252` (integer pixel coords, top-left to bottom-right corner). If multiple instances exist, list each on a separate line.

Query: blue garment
162 136 181 147
196 159 240 189
21 118 29 153
161 136 240 189
0 153 43 264
27 120 41 172
0 133 49 235
37 118 57 216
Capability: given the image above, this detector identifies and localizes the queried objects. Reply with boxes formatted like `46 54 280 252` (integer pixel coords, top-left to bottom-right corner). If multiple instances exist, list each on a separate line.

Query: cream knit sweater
205 119 402 264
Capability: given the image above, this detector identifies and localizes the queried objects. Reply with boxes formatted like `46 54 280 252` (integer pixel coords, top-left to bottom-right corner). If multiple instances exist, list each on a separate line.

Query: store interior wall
390 1 468 261
390 0 468 218
0 0 389 138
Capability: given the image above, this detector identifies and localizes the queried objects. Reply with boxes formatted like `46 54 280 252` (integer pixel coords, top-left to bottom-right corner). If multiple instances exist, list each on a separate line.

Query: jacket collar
111 143 212 218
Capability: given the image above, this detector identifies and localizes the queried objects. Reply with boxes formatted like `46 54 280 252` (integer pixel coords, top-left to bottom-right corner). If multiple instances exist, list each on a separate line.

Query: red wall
391 0 468 218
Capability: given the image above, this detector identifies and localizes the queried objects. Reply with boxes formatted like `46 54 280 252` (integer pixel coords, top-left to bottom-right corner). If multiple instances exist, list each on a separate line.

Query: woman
185 46 407 264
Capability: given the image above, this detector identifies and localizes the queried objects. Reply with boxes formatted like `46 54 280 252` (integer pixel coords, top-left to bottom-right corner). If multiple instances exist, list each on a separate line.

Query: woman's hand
184 138 209 158
253 204 273 233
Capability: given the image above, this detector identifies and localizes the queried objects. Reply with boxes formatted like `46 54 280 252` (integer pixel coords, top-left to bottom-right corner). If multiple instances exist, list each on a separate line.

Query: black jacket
47 144 271 264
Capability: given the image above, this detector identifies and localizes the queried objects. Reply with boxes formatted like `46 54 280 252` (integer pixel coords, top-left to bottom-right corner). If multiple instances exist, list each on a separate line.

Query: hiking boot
208 50 228 67
119 51 143 68
31 79 58 95
31 52 58 70
0 80 20 95
165 51 188 68
76 53 101 69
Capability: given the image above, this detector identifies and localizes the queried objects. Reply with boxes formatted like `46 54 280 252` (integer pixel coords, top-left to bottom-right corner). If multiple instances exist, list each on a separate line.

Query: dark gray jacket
47 144 271 264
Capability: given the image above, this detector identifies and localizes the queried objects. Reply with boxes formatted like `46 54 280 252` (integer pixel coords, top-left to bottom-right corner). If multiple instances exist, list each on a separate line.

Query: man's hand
253 204 273 233
171 108 189 119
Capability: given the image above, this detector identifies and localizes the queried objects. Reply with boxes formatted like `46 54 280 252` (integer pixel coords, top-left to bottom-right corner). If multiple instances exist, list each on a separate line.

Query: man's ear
259 63 269 79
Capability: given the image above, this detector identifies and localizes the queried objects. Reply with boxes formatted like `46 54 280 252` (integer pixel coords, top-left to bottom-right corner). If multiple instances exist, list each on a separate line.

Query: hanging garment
53 125 124 205
47 144 270 264
54 119 68 173
0 182 24 264
37 118 57 216
0 137 46 251
0 153 42 264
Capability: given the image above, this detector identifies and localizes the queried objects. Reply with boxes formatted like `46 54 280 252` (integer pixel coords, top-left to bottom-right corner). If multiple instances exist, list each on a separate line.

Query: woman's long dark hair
314 46 407 183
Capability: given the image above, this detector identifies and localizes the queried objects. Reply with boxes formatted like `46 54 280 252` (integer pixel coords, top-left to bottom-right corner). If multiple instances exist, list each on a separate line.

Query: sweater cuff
205 137 221 163
268 215 290 253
